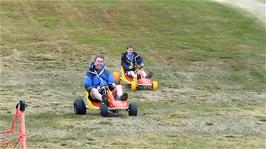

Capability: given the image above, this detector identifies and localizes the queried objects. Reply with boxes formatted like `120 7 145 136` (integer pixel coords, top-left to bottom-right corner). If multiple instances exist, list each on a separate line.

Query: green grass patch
1 0 265 148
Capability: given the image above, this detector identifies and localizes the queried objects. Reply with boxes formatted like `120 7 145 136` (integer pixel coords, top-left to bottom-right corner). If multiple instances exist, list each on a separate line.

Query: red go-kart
112 65 158 91
74 84 137 117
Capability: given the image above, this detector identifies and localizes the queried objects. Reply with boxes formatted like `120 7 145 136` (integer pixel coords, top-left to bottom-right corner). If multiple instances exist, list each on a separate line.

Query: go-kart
112 65 158 91
74 84 137 117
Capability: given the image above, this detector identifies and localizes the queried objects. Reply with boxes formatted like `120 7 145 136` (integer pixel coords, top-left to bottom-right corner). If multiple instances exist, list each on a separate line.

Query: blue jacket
121 51 144 72
84 63 115 91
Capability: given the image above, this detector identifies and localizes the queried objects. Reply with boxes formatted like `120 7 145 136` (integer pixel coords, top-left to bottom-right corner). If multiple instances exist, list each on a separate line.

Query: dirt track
213 0 266 24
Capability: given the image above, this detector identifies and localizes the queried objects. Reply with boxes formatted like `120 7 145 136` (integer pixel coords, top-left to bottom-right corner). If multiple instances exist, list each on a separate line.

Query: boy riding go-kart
112 44 158 91
74 55 137 117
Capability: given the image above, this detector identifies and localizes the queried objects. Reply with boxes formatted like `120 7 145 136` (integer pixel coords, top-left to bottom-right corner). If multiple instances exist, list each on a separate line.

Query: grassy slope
0 0 265 148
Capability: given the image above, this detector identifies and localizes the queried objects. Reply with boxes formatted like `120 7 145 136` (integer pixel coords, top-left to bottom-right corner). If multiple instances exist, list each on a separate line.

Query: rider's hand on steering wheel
111 83 116 88
96 86 101 91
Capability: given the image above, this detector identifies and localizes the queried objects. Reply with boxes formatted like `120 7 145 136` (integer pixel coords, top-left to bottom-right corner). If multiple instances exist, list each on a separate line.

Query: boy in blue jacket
84 55 127 104
121 44 152 80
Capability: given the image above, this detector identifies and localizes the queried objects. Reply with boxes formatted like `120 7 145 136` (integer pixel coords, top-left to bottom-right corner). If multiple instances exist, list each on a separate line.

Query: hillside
1 0 265 148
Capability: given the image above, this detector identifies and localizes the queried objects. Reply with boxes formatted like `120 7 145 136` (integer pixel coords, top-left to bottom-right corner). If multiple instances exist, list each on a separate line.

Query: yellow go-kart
74 84 137 117
112 66 158 91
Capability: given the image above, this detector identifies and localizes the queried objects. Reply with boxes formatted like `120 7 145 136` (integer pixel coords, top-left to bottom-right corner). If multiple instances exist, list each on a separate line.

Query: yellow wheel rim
131 81 137 91
152 81 158 91
112 71 120 84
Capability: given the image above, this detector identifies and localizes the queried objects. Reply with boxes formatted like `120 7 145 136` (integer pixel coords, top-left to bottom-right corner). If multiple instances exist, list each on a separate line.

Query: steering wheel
98 84 112 94
133 64 143 70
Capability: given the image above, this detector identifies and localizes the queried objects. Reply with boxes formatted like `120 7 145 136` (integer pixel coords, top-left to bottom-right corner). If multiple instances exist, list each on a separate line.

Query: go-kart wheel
131 81 137 91
112 71 120 84
128 103 137 116
74 98 86 115
152 81 158 91
100 104 108 117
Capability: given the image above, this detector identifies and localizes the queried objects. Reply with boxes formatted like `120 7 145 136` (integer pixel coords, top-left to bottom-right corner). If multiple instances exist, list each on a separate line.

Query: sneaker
102 95 109 106
120 93 128 101
146 72 153 79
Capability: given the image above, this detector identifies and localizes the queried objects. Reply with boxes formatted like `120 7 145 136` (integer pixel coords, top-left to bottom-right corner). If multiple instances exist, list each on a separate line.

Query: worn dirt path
213 0 266 24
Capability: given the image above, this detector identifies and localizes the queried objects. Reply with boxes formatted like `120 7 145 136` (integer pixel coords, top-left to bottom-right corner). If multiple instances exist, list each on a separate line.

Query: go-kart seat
121 66 133 82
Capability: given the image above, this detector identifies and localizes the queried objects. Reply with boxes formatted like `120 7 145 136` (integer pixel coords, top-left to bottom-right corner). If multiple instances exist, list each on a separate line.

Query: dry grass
1 0 266 148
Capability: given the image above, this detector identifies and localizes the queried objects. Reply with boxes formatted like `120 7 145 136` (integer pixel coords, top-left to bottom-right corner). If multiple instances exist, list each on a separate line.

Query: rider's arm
84 75 93 92
136 53 144 67
108 71 115 84
107 70 116 90
121 57 131 71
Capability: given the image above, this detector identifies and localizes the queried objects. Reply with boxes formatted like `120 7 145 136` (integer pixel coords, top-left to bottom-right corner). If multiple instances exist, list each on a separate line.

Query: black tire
100 104 108 117
74 98 86 115
128 103 137 116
